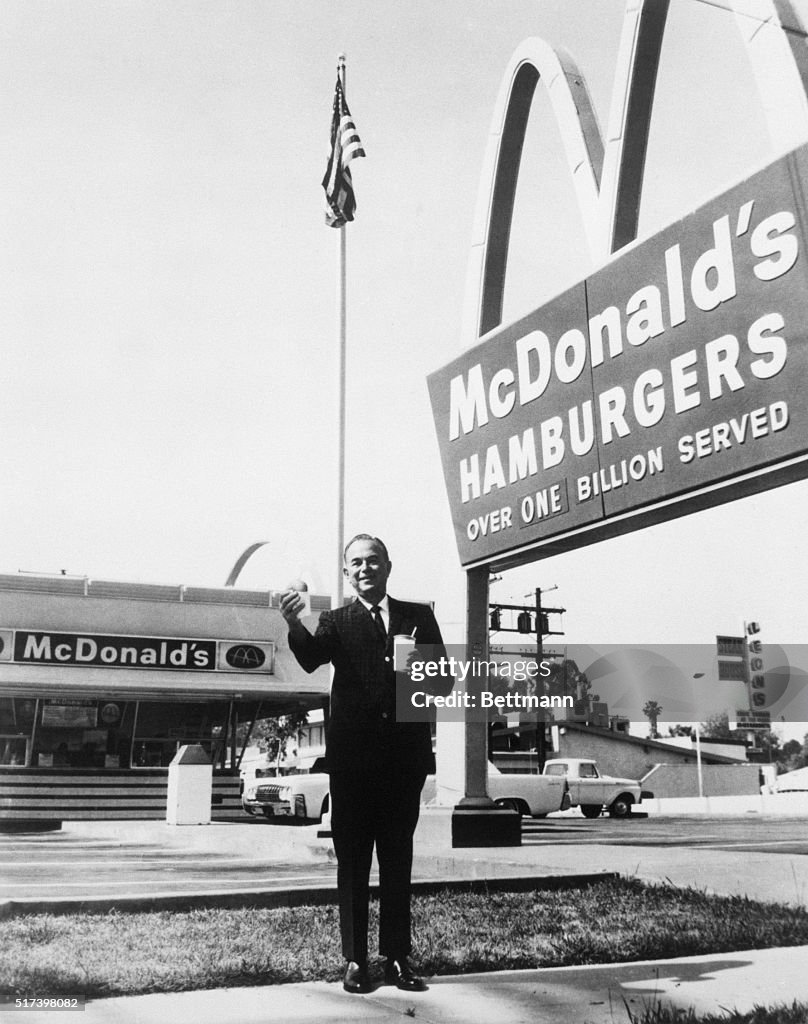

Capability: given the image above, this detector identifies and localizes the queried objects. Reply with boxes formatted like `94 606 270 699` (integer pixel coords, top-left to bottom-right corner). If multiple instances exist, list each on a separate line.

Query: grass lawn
1 877 807 1003
630 1003 808 1023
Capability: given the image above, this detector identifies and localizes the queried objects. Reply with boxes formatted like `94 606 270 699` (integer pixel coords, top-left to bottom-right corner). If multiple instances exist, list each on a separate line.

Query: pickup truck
542 758 647 818
422 763 570 818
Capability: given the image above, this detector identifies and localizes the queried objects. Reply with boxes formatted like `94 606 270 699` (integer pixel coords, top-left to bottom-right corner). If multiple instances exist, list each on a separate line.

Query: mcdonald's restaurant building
0 573 330 822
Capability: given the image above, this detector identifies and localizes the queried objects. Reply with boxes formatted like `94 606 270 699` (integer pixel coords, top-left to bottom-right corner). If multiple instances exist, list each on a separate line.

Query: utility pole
535 586 565 660
535 586 564 766
488 587 566 768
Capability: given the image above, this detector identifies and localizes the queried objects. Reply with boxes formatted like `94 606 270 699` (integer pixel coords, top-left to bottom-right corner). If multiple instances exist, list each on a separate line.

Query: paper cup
393 634 416 672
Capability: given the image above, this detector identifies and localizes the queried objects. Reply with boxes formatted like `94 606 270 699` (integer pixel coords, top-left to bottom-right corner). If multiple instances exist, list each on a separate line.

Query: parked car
542 758 649 818
241 757 330 822
422 763 570 818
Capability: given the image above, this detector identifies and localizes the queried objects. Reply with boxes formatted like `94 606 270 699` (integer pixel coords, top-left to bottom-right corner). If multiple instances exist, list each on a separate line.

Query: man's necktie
371 605 386 640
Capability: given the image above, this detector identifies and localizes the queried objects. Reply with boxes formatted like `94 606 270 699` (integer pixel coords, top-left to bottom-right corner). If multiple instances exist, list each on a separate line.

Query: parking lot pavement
413 837 808 909
0 818 622 913
2 813 808 913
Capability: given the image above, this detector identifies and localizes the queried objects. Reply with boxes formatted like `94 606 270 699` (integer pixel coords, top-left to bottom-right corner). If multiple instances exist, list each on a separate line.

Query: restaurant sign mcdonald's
428 144 808 569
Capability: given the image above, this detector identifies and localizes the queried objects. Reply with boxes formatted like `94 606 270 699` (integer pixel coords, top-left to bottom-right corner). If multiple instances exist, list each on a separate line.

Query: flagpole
334 53 347 612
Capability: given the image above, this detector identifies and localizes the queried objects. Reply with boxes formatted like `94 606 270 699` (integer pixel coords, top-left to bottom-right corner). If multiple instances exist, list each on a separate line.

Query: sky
1 0 807 738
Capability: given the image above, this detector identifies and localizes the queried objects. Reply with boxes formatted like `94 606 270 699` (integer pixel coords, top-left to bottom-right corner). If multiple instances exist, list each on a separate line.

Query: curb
0 871 618 919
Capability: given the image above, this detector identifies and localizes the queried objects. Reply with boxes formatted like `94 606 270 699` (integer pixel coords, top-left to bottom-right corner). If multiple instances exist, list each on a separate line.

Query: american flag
322 75 365 227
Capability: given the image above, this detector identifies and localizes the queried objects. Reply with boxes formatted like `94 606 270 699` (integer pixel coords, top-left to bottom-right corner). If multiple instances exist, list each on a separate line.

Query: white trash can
166 744 212 825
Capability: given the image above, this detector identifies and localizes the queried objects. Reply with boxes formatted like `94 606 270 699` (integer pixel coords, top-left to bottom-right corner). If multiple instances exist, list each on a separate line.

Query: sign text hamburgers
428 144 808 567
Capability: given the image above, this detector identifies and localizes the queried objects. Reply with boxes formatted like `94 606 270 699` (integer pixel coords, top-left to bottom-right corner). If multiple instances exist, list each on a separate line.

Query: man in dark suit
280 533 451 994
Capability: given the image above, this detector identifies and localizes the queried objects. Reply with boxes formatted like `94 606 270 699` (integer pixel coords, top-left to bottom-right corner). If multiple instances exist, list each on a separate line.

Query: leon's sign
428 145 808 567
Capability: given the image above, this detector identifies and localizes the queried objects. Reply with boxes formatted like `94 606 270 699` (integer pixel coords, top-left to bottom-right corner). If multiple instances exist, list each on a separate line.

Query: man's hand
405 648 425 675
279 589 309 637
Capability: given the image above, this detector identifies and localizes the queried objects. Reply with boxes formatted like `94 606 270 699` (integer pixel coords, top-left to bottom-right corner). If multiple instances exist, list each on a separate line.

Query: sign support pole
451 566 520 846
695 722 704 799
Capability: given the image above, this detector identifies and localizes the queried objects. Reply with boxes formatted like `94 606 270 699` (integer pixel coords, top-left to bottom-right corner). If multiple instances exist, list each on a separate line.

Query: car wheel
608 795 634 818
495 798 522 815
242 802 256 816
261 807 275 819
581 804 603 819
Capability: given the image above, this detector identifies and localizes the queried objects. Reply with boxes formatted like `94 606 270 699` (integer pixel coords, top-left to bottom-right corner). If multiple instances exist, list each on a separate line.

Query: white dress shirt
357 593 390 633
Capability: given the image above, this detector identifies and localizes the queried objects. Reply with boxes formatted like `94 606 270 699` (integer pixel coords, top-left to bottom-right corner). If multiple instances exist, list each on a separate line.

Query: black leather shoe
384 957 426 991
342 960 372 994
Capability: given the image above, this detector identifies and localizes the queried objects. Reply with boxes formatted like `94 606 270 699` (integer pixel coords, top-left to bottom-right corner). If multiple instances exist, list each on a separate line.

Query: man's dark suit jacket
288 596 451 777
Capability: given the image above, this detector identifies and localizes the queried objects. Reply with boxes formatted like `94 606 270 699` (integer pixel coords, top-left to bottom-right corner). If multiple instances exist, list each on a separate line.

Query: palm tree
643 700 663 738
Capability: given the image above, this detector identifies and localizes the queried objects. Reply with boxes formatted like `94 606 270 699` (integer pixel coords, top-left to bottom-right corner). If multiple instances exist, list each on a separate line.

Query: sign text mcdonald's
428 144 808 567
0 628 275 674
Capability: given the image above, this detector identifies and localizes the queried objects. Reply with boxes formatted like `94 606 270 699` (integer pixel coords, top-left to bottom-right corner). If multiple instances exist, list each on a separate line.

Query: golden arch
463 0 808 347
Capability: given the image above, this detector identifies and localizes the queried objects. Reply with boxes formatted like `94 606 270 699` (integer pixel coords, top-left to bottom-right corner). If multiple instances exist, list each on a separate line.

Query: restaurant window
31 699 135 769
0 697 36 766
131 701 230 768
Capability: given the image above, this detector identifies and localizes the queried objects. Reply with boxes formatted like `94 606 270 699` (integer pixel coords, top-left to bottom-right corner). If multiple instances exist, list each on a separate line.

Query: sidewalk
12 947 808 1024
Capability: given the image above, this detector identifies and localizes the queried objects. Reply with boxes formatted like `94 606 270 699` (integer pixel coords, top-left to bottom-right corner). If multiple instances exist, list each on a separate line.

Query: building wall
0 575 333 696
494 725 762 797
661 736 749 761
553 727 698 780
643 763 762 798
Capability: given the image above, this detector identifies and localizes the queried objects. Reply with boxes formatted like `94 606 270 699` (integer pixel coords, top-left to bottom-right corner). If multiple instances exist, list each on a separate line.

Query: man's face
343 538 391 604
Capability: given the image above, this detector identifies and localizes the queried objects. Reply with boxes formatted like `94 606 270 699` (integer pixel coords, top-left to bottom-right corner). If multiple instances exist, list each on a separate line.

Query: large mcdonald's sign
428 4 808 570
429 142 808 568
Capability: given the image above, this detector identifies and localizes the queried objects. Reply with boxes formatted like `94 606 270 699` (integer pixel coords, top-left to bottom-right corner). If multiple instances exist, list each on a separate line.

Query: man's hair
343 533 390 563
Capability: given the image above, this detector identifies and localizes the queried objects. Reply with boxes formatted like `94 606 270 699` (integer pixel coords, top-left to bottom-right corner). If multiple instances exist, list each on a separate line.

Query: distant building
492 720 761 798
